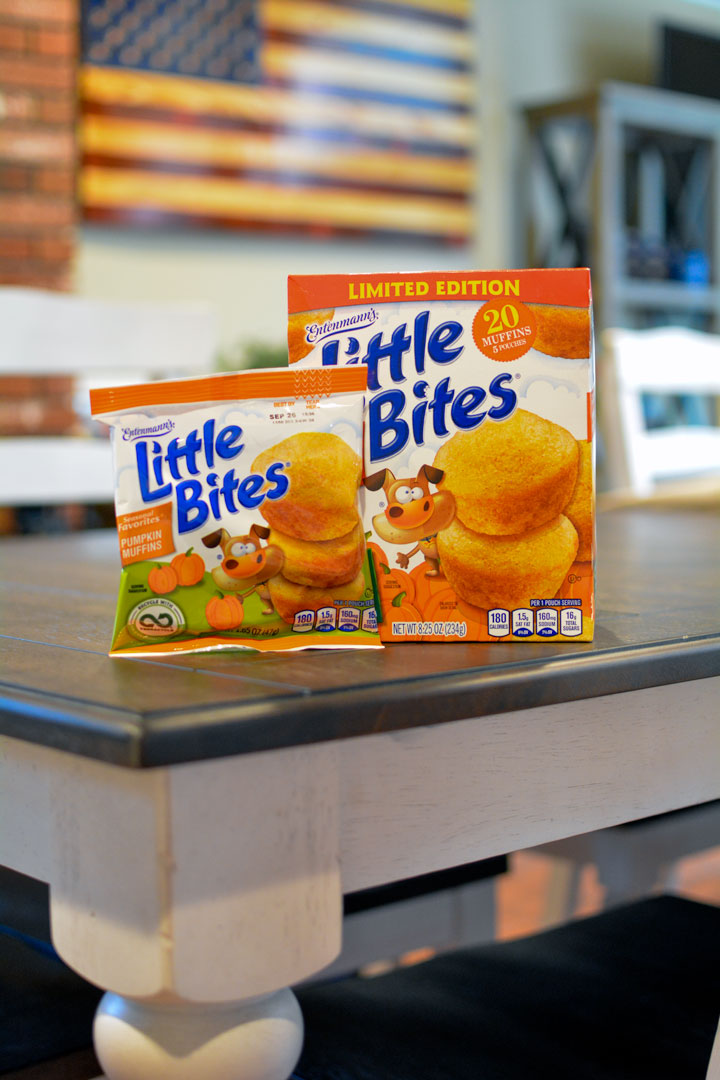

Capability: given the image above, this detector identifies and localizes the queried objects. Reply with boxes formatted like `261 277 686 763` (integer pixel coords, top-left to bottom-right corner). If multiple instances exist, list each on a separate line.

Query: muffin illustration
268 569 366 624
563 440 593 561
269 518 364 588
434 410 579 536
253 431 361 541
437 514 579 611
528 304 591 359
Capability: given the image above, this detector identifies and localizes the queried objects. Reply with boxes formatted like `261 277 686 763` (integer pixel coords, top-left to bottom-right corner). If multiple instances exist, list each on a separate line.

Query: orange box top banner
288 268 592 314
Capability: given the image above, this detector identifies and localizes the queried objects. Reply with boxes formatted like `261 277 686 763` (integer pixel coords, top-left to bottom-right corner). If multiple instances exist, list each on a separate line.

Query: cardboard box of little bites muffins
288 269 595 642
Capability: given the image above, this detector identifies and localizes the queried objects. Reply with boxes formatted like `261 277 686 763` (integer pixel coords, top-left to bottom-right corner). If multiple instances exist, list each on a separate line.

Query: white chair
599 325 720 496
315 858 503 981
0 287 218 508
535 801 720 925
537 325 720 924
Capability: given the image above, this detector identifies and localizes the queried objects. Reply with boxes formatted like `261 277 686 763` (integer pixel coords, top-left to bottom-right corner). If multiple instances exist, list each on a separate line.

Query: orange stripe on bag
90 365 366 416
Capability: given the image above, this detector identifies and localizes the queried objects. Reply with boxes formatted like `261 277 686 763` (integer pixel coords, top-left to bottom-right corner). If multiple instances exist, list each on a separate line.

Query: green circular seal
127 598 186 641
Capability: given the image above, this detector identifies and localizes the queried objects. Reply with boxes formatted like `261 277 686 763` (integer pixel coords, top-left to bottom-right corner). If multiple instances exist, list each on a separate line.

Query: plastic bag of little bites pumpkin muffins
90 366 381 654
288 269 595 643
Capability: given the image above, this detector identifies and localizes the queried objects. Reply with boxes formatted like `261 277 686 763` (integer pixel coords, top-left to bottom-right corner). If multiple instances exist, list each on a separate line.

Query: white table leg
0 735 341 1080
93 989 303 1080
707 1020 720 1080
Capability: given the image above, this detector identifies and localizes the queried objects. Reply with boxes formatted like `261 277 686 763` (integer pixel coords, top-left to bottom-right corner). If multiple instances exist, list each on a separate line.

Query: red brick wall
0 0 80 531
0 0 77 291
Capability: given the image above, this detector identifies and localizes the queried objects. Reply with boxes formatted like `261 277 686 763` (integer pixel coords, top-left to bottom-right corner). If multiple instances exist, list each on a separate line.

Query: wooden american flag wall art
79 0 475 243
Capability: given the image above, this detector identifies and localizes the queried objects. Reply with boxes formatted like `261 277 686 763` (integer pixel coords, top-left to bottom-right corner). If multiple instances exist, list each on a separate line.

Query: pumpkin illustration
171 547 205 587
380 566 416 606
365 540 388 574
147 564 178 595
388 590 422 625
423 589 465 624
411 562 451 611
206 594 244 631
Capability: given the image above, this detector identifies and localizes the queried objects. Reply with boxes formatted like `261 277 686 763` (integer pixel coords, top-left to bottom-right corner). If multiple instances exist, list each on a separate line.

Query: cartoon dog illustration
202 525 284 614
363 465 455 576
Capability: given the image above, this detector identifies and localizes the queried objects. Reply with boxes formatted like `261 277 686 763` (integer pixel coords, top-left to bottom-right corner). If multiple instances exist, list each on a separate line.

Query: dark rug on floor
0 932 102 1075
295 895 720 1080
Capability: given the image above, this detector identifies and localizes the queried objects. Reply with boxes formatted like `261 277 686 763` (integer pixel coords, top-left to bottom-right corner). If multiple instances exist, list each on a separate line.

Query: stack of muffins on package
254 431 370 627
434 410 592 616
